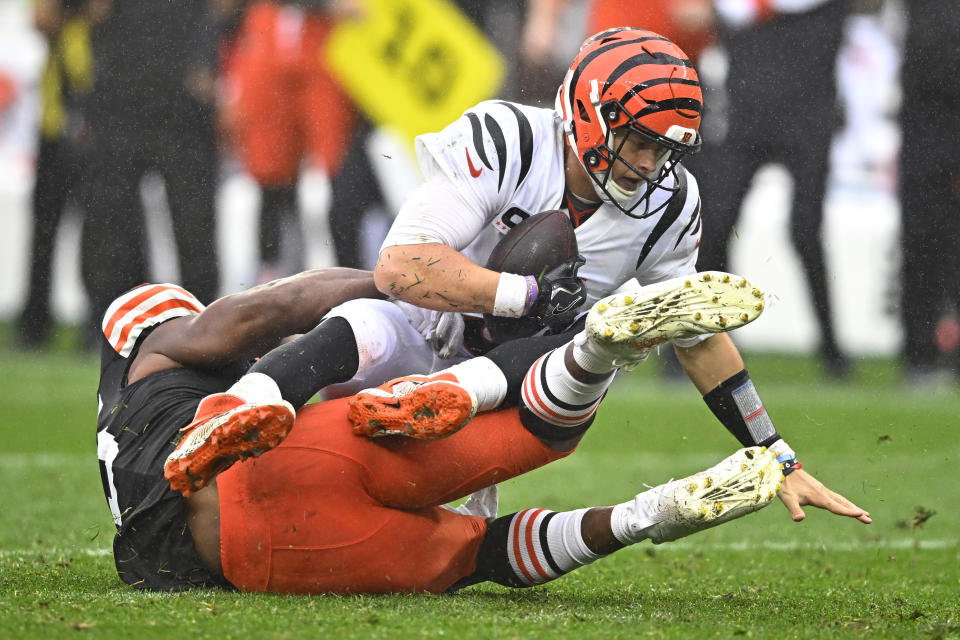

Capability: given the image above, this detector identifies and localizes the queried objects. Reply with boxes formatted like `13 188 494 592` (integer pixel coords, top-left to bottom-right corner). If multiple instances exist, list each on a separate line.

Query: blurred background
0 0 956 389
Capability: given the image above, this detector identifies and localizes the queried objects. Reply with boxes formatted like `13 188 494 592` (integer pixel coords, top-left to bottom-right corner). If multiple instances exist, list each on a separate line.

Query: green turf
1 342 958 639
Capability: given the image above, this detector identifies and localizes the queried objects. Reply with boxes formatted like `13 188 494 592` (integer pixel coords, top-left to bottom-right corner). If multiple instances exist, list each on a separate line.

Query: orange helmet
556 28 702 218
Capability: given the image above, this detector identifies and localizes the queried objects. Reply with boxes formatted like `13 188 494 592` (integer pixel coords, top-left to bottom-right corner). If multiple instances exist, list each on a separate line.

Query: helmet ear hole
576 99 592 123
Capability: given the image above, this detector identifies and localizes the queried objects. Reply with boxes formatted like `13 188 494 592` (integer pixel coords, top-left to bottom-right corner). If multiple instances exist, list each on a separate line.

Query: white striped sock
521 348 614 428
506 508 602 586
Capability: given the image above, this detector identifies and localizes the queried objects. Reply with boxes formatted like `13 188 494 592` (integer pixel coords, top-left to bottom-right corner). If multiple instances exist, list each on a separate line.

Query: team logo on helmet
556 28 703 218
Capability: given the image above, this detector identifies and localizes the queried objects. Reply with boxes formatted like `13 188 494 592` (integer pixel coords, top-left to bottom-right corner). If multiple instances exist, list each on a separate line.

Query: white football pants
321 298 471 399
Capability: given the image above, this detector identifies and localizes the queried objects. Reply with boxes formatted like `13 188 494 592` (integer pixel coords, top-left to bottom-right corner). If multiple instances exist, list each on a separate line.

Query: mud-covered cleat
348 375 478 440
585 271 765 366
642 446 781 544
164 393 295 497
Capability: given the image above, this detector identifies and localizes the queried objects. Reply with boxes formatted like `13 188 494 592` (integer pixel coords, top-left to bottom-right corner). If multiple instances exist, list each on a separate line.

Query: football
484 210 580 343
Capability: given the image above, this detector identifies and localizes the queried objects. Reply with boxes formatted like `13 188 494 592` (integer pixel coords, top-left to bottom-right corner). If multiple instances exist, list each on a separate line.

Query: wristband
522 275 539 315
703 369 780 448
779 457 802 476
493 272 535 318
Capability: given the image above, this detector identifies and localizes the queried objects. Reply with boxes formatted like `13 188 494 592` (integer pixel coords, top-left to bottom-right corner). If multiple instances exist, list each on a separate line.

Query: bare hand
778 468 872 524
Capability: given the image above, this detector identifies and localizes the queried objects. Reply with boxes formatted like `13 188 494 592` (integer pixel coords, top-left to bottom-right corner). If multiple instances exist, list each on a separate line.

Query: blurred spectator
80 0 221 334
898 0 960 388
221 0 359 276
590 0 714 61
521 0 714 106
689 0 852 378
0 72 14 117
15 0 94 349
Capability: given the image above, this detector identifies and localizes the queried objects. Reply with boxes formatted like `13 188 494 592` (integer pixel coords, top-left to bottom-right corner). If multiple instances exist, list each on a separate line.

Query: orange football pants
227 1 355 185
218 398 572 594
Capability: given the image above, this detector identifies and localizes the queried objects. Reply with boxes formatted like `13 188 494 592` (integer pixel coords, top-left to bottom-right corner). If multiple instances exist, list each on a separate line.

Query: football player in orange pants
97 268 870 593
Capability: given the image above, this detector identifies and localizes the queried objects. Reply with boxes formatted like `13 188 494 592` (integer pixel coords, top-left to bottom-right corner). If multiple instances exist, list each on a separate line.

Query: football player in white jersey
321 27 857 524
321 28 706 397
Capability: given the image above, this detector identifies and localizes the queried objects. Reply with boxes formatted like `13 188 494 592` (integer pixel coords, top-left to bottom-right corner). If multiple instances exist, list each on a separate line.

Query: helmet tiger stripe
556 28 702 218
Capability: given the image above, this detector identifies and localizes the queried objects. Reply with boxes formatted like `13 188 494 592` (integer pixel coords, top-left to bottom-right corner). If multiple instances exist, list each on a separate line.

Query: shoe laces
643 479 677 515
178 415 223 451
390 379 427 397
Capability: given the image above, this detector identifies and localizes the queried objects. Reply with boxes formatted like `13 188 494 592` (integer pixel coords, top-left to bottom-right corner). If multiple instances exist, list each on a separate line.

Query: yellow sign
326 0 505 146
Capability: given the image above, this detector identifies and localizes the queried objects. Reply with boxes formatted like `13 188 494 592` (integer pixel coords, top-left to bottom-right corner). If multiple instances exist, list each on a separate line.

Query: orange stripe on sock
522 358 601 426
523 509 551 583
521 357 569 421
511 510 537 585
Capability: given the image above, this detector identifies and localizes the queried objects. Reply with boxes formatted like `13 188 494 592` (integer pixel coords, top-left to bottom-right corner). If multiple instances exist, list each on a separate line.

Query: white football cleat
643 446 783 544
585 271 765 366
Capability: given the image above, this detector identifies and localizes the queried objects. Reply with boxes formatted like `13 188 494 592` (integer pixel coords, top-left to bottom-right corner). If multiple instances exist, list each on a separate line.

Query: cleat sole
348 380 477 440
164 402 295 497
585 271 766 366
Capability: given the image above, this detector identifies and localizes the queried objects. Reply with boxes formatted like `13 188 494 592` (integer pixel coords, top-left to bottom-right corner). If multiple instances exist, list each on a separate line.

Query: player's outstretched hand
778 468 872 524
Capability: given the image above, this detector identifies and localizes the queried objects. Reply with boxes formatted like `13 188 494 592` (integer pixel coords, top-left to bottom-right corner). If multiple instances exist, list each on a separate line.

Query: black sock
250 317 358 408
484 320 584 406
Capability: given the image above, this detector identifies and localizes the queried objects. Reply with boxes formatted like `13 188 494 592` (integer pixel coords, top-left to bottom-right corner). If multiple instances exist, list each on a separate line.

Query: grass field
1 335 958 639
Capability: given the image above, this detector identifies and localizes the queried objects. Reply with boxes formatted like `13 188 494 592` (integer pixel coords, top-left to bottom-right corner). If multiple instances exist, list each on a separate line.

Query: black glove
527 255 587 332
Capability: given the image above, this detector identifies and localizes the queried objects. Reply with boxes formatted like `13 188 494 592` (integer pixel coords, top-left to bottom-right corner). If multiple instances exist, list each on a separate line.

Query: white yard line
650 538 958 552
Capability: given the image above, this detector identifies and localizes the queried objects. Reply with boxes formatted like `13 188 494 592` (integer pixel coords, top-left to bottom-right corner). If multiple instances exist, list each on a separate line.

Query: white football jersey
390 99 703 307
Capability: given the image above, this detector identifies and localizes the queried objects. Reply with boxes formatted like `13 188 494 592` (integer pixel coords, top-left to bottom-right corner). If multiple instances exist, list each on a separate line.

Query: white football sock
572 329 652 374
225 372 284 406
546 508 604 569
440 356 508 411
572 330 618 374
